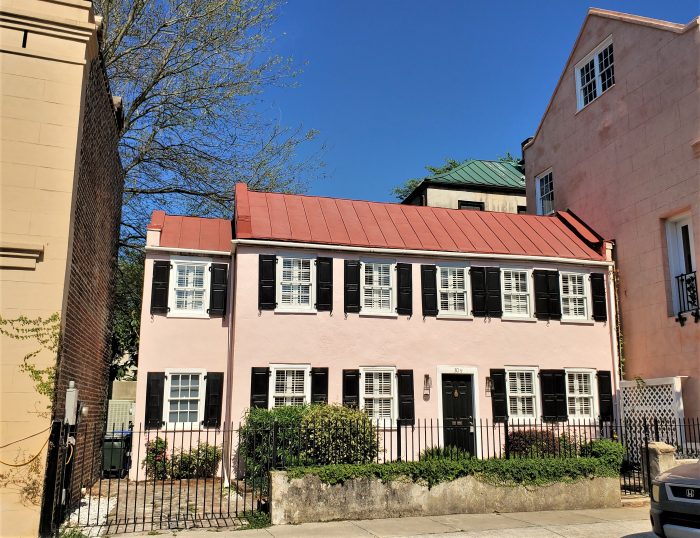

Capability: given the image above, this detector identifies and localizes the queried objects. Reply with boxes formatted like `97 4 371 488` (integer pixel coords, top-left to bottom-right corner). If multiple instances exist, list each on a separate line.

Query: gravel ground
64 495 117 536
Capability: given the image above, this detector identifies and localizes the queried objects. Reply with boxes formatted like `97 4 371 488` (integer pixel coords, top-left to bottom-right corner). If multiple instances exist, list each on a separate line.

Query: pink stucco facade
523 10 700 415
133 219 619 465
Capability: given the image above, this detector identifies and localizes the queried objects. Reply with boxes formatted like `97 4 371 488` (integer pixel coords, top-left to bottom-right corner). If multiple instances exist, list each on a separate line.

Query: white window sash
502 269 531 317
167 257 212 318
565 369 596 419
437 265 469 315
163 368 206 427
362 262 394 313
505 368 538 420
574 36 614 110
534 171 553 216
561 272 589 319
268 364 311 408
360 367 396 421
277 256 315 311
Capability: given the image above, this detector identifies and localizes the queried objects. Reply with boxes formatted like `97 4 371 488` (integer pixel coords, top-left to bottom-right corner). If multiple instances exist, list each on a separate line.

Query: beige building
402 159 527 213
523 10 699 416
0 1 123 536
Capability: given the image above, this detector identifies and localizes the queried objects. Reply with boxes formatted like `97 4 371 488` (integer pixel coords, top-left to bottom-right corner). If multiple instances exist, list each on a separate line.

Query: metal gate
40 422 270 536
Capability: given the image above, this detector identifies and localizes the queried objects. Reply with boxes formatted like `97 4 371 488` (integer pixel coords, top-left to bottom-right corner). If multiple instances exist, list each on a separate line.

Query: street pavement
132 506 656 537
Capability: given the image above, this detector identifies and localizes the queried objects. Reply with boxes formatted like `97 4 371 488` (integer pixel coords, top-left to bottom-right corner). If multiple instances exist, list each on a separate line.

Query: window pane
598 43 615 92
579 58 597 105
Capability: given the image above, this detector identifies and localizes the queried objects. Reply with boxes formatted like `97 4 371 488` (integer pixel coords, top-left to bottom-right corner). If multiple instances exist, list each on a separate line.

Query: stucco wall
426 187 526 213
270 471 621 524
228 245 616 425
0 1 111 536
523 15 699 414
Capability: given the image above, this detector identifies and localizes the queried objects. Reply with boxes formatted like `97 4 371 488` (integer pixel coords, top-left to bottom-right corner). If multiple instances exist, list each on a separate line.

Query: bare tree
96 0 324 246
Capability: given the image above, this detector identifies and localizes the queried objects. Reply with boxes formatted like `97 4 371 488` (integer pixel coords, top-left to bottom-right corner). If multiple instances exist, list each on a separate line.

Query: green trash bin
102 431 132 478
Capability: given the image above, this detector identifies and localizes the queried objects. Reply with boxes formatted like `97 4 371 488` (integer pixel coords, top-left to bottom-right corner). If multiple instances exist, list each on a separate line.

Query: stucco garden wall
270 471 621 525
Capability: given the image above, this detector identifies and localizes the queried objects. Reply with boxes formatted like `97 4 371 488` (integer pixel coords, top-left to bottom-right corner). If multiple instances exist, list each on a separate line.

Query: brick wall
52 56 123 499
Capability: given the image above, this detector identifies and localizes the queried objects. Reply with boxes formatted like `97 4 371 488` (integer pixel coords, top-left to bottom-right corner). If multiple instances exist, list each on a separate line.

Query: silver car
651 462 700 537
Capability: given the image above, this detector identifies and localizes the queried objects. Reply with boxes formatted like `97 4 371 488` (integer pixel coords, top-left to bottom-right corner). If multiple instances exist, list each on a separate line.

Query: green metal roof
424 160 525 191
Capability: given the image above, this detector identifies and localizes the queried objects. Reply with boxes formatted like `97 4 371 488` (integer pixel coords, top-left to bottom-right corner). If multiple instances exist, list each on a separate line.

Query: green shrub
580 439 625 471
142 437 169 479
239 405 309 480
287 455 617 489
301 405 378 465
419 445 470 461
171 442 222 479
143 438 222 480
507 429 574 458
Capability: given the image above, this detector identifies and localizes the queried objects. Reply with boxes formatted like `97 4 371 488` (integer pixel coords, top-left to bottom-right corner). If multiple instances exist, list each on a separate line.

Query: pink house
134 183 620 458
522 9 699 416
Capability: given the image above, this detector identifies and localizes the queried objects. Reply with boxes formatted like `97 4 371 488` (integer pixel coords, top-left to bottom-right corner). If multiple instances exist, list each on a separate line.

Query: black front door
442 374 475 455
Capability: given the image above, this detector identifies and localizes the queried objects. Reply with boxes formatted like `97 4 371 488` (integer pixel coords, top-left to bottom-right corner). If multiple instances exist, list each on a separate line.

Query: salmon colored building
522 9 699 416
134 183 620 462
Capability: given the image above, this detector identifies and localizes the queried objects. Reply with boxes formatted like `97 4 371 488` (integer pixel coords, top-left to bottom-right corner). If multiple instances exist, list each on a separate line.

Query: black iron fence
50 416 700 534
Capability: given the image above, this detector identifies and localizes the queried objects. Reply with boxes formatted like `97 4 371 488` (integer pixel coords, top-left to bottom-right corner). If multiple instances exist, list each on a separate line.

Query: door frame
436 365 481 457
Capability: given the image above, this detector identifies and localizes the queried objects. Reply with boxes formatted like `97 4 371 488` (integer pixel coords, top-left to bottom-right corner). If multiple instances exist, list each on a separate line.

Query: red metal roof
234 183 605 261
148 210 231 252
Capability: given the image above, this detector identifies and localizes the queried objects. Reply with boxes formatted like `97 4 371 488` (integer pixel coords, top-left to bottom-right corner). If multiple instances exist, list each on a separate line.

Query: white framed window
362 261 394 314
277 256 315 312
269 364 311 408
575 36 615 110
665 214 697 314
535 170 554 216
560 272 589 319
360 367 396 421
168 257 211 318
565 369 596 419
437 265 469 316
502 268 532 318
164 369 206 427
506 368 537 420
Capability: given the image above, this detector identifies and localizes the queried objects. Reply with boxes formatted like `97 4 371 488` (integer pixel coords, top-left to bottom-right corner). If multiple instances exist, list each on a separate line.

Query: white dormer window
575 36 615 110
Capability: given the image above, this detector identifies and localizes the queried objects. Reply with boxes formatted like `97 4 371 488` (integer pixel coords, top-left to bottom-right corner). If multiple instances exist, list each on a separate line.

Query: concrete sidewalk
132 507 655 537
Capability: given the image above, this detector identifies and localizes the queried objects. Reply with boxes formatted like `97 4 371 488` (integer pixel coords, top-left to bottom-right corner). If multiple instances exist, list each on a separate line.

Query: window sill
501 316 537 323
437 313 473 321
162 423 202 430
359 311 398 319
167 311 210 319
560 318 595 326
274 309 317 315
575 84 616 115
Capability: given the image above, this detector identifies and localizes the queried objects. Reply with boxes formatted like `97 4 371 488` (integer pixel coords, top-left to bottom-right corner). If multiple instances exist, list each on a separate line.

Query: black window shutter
590 273 607 322
203 372 224 428
250 367 270 408
344 260 361 313
421 265 438 316
342 369 360 408
396 263 412 316
208 264 228 316
490 369 507 423
145 372 165 429
310 367 329 404
540 369 567 422
534 270 561 320
547 272 562 320
471 267 487 317
397 370 415 425
597 370 614 420
258 255 276 310
150 261 171 314
485 267 503 317
315 257 333 312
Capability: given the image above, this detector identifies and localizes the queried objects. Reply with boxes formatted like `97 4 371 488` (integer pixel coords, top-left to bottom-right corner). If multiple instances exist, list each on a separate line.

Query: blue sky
258 0 698 202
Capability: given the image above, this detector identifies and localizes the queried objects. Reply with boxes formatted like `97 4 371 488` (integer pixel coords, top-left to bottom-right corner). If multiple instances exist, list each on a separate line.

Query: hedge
287 442 625 489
